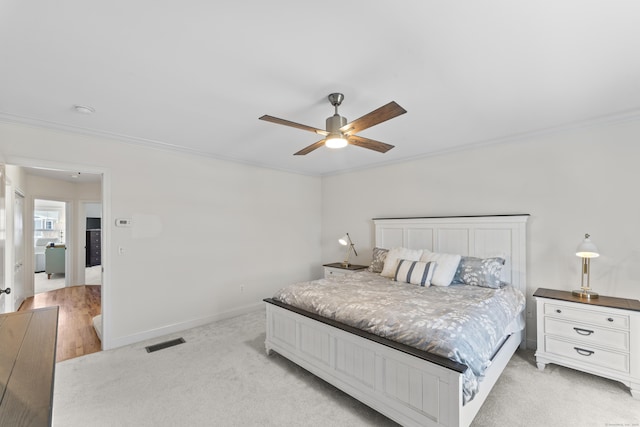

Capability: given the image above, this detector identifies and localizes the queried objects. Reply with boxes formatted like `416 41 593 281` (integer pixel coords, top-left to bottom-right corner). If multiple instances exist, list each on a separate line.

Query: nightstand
534 288 640 398
322 263 368 279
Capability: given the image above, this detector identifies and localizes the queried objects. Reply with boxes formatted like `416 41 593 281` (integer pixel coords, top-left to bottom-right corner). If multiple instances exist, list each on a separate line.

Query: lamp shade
325 134 348 149
338 233 357 267
576 233 599 258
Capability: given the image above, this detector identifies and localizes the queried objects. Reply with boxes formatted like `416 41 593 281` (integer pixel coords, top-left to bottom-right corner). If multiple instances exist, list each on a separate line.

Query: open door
12 191 25 310
0 165 8 313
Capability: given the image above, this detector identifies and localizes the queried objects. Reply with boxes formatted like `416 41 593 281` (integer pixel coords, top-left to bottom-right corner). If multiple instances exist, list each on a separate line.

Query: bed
264 215 528 427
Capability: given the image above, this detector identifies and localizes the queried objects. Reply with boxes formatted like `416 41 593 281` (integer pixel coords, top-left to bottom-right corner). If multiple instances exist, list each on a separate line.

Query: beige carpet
53 309 640 427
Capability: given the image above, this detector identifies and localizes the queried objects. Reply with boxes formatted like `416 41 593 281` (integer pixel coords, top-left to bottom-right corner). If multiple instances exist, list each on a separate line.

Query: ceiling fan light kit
325 134 348 149
259 93 406 155
324 109 348 149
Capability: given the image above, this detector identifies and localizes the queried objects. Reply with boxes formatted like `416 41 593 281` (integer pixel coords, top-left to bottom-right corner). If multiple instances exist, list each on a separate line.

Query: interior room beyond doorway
33 199 103 294
34 199 67 294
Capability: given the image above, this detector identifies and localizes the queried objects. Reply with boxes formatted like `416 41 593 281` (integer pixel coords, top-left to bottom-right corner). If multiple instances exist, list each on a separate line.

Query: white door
0 166 8 313
12 191 25 310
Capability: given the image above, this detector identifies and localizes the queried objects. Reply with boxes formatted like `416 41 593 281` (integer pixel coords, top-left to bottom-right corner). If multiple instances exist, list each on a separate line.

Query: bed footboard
265 301 467 427
265 300 522 427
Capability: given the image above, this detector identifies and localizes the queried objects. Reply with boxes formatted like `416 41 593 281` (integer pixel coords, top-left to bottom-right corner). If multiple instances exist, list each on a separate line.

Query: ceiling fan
259 93 407 155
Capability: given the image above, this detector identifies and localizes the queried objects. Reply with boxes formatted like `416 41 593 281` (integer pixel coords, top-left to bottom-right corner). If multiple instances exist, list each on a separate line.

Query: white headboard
374 215 529 298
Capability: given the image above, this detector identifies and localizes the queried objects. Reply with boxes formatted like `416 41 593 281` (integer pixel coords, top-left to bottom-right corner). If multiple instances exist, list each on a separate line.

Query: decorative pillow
453 256 505 288
394 259 436 286
419 250 462 287
367 247 389 273
380 247 423 278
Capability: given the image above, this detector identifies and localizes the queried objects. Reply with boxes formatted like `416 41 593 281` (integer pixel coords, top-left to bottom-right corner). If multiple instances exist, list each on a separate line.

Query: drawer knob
574 347 595 357
607 318 614 322
573 327 594 336
555 309 562 314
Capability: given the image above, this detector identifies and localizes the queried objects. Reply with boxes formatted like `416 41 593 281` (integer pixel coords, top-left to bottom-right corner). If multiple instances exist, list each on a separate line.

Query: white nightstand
322 263 368 279
534 288 640 398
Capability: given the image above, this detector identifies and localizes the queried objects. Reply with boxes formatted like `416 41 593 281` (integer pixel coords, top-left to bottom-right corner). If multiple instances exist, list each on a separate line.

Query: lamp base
572 289 599 299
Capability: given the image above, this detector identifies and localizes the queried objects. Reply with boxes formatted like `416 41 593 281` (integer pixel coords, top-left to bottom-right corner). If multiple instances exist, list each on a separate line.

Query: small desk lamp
572 233 600 299
339 233 358 267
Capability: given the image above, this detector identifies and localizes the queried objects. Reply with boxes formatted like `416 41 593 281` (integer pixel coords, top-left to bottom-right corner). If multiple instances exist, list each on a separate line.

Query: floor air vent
145 338 185 353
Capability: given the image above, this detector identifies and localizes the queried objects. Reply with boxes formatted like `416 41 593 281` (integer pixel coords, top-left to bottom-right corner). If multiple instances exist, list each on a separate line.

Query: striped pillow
394 259 436 287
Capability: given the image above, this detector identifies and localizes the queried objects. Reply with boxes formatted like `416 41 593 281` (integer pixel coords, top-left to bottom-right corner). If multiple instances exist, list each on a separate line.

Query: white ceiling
2 1 640 176
23 166 102 183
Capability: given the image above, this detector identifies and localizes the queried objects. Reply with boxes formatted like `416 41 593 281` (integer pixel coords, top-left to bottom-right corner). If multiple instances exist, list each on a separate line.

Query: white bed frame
265 215 528 427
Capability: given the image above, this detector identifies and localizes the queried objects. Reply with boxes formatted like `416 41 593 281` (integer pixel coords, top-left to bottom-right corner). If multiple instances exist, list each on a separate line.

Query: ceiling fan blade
259 115 328 136
340 101 407 135
347 135 395 153
294 139 327 156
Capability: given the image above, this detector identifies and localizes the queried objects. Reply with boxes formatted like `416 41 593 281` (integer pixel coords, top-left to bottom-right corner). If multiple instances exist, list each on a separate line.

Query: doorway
13 164 107 359
33 199 68 294
83 202 102 286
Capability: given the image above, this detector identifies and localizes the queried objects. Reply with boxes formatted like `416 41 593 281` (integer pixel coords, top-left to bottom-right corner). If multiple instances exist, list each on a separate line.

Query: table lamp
339 233 357 267
572 233 600 299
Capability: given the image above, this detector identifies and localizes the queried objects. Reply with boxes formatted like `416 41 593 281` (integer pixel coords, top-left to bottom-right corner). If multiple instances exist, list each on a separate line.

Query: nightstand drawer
544 317 629 351
545 337 629 373
544 303 629 330
322 263 368 279
324 267 348 278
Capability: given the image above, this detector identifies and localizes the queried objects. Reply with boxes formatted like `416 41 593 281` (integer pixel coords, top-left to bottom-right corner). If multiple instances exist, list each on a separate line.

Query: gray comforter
273 270 525 403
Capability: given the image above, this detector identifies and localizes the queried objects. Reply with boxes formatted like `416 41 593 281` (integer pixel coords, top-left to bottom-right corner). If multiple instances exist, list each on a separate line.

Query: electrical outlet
240 285 245 293
526 310 533 319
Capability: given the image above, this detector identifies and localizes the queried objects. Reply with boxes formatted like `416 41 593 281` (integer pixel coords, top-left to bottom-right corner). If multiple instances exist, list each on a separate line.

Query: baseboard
104 302 264 350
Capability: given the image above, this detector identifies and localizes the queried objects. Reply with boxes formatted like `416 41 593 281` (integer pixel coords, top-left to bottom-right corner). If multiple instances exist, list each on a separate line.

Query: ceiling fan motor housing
326 114 347 134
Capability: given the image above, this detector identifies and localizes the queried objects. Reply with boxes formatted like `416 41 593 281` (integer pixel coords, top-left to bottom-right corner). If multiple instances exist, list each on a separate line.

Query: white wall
0 122 322 349
5 165 27 192
6 116 636 351
321 118 640 347
85 203 102 219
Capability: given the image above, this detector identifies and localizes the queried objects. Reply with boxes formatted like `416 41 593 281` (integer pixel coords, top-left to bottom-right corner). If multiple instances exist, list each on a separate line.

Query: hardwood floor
19 285 102 362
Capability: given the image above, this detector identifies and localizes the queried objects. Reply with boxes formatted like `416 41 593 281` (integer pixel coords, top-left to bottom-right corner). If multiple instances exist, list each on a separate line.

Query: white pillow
420 250 462 286
380 247 423 278
394 259 436 286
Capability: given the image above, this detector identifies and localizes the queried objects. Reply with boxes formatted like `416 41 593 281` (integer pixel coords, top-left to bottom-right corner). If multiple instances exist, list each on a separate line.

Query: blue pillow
452 256 505 288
